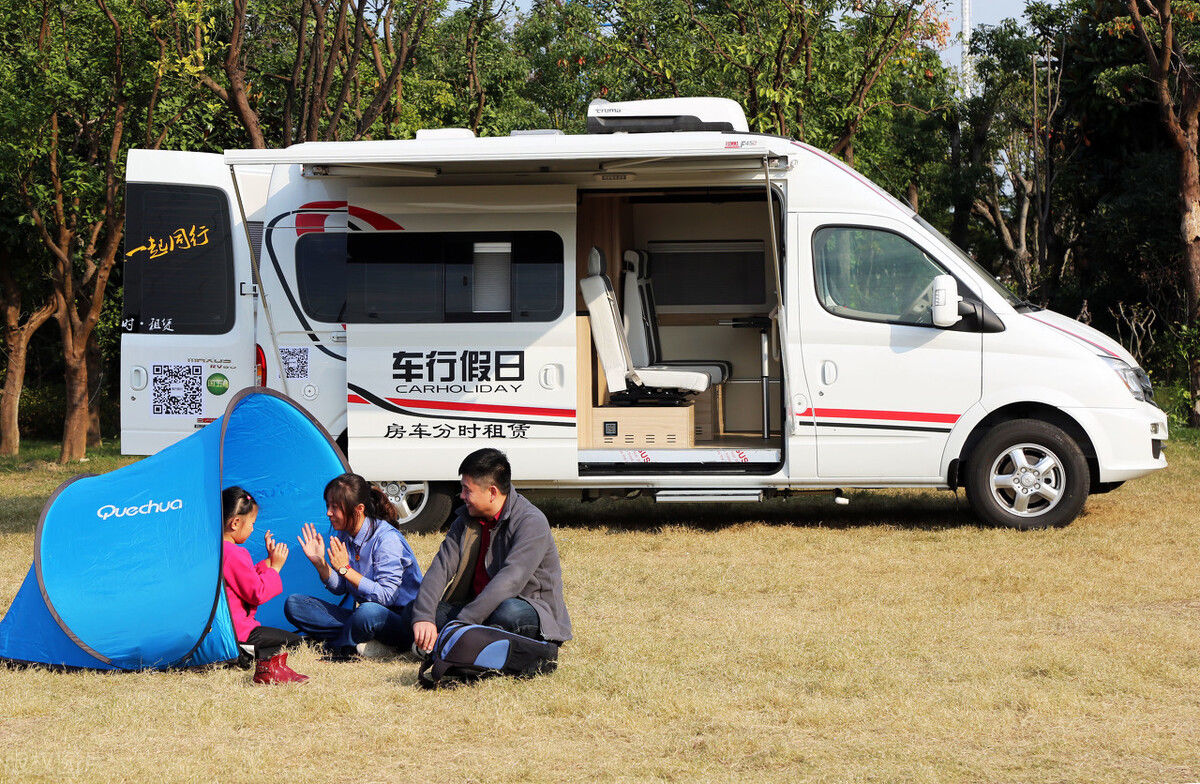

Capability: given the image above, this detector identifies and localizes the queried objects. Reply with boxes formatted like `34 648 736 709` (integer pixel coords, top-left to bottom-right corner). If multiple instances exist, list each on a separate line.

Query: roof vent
586 97 749 134
414 128 476 140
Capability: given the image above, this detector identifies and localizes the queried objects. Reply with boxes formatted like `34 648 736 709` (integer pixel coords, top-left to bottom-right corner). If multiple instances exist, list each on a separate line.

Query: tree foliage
5 0 1200 449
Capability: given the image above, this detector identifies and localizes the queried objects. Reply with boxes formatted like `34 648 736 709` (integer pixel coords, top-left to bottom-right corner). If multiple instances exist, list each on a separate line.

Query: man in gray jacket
411 448 572 652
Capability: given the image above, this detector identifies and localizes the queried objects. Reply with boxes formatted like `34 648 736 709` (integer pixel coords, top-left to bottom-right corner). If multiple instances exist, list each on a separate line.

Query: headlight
1102 356 1148 401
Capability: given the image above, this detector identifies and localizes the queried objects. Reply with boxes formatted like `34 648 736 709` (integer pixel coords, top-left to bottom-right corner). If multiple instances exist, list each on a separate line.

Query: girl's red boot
274 652 310 683
252 653 309 685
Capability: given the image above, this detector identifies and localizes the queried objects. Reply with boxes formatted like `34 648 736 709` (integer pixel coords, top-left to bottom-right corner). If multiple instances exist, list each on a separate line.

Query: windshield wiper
1013 298 1042 313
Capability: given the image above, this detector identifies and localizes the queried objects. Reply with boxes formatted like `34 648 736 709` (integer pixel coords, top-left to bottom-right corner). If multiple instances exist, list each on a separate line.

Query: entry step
654 489 763 503
577 447 780 464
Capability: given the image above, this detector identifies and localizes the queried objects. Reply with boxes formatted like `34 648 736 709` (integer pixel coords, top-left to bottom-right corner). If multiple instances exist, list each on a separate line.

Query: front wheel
965 419 1090 530
381 481 455 534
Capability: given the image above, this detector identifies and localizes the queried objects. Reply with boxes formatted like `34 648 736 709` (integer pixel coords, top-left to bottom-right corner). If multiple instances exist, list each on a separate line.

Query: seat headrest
622 250 639 272
588 247 604 277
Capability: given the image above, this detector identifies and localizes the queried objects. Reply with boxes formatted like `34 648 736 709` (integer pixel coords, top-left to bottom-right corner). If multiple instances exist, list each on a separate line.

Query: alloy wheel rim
987 442 1066 518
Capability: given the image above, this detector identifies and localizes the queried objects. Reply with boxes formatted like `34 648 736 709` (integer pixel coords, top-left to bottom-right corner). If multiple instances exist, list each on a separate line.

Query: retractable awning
224 132 790 177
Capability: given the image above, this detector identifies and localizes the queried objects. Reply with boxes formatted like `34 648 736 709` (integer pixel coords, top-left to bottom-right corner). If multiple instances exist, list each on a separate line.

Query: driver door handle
821 360 838 386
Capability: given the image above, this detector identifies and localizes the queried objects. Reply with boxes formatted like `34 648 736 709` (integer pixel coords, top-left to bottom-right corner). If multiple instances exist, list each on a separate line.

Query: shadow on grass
530 489 984 533
0 440 135 476
0 494 52 535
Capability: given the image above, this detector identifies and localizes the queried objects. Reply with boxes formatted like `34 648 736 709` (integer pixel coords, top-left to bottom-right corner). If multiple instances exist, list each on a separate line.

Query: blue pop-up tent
0 388 348 670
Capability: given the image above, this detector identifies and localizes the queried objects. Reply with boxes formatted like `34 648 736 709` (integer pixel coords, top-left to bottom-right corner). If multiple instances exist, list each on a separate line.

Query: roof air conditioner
586 97 749 134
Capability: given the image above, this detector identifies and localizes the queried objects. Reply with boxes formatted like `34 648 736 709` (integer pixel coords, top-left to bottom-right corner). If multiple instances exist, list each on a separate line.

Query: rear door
342 186 579 482
120 151 257 454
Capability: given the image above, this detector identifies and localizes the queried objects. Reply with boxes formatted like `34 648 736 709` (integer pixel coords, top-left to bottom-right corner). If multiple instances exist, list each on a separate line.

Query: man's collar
475 493 513 527
496 490 515 521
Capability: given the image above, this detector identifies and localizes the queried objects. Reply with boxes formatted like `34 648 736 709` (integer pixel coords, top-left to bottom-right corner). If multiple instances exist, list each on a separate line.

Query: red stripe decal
295 212 328 236
348 205 403 231
300 200 347 210
1027 315 1119 358
348 394 369 405
388 397 574 418
795 407 959 424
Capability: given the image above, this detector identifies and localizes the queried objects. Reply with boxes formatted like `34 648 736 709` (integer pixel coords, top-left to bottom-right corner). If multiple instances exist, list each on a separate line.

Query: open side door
343 186 580 482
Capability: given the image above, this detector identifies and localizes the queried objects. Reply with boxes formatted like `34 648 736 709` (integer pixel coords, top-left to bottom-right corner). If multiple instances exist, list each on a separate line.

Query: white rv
120 97 1168 531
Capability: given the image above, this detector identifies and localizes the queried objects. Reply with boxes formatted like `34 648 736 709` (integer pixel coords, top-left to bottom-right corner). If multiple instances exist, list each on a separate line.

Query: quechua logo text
96 499 184 520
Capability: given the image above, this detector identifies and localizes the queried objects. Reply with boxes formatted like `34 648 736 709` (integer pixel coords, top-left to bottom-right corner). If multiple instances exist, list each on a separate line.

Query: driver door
796 217 982 481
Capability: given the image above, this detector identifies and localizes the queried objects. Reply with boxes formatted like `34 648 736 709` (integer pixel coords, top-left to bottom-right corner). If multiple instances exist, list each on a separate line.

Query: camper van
120 96 1168 532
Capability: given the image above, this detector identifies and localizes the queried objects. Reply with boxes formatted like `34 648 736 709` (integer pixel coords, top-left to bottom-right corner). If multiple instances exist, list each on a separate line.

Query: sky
941 0 1046 68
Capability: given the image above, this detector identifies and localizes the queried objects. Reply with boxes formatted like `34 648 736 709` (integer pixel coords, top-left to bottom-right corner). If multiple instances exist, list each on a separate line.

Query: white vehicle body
120 97 1167 530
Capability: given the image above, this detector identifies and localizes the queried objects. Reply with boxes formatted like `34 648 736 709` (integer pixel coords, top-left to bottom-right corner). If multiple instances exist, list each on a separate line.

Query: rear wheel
381 481 455 534
965 419 1089 529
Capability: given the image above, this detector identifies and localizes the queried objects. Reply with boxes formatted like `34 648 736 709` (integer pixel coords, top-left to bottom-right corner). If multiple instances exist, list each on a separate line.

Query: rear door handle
539 364 564 390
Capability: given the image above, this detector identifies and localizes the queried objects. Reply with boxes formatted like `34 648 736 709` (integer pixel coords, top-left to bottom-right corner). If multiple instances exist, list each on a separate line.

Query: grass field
1 435 1199 783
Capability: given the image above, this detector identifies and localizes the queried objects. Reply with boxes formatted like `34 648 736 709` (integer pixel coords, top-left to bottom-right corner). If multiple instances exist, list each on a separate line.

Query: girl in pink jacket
222 486 309 685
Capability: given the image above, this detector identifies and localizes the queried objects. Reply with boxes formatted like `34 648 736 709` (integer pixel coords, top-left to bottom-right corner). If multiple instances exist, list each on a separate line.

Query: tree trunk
947 117 972 249
1 341 34 456
1178 144 1200 426
0 267 56 457
86 330 103 447
59 329 89 463
1181 151 1200 321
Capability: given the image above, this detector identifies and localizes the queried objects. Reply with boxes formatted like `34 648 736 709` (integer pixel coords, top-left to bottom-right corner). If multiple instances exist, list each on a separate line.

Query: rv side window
122 184 235 335
295 231 563 323
812 226 946 326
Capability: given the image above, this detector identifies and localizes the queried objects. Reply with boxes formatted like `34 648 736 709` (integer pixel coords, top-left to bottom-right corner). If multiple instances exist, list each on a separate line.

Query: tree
1 0 178 461
957 21 1043 297
148 0 446 146
582 0 950 162
1121 0 1200 423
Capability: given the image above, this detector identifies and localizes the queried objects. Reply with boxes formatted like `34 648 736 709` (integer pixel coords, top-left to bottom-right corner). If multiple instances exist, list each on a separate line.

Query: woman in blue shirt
284 473 424 658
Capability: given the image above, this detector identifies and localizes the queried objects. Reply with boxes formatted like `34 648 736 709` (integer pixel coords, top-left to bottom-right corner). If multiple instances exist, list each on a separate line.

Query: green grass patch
1 435 1198 782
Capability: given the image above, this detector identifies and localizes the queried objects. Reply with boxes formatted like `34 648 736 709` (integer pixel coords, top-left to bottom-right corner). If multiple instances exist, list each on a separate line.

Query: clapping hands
297 522 326 567
327 536 351 572
265 530 288 571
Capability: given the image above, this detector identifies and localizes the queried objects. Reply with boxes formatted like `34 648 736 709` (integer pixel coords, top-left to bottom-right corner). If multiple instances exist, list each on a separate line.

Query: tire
965 419 1090 530
380 481 456 534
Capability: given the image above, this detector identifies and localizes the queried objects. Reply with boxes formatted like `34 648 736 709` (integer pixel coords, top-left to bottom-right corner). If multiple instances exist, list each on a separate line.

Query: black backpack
417 620 559 689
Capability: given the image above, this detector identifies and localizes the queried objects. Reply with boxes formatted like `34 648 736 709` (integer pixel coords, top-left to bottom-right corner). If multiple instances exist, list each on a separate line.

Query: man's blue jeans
436 597 542 639
283 594 414 651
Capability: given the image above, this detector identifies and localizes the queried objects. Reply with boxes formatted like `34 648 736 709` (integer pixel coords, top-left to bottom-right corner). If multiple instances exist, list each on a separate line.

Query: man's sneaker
355 640 399 660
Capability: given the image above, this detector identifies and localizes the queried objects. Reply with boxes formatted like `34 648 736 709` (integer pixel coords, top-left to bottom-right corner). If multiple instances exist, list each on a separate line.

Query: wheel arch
948 402 1098 490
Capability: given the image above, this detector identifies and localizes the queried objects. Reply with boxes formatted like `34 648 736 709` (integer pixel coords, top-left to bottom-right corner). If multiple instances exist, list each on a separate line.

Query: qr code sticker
280 346 310 380
151 364 203 416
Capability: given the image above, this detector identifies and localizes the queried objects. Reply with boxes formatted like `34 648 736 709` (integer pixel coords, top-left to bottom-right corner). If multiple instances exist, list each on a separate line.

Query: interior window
813 226 946 326
647 240 766 312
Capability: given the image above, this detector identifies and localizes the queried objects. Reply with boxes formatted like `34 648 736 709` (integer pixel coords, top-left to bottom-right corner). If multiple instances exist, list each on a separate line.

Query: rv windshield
914 215 1020 307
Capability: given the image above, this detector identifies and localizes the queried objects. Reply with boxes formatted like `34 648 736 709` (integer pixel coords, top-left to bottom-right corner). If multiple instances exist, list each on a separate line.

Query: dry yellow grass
2 435 1199 783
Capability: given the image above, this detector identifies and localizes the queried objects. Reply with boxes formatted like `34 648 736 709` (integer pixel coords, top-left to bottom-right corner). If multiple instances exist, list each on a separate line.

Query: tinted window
813 226 946 326
122 184 235 334
647 241 766 310
295 231 564 323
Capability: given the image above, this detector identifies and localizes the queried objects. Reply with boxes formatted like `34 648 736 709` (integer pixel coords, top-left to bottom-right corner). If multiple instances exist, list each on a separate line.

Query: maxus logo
96 499 184 520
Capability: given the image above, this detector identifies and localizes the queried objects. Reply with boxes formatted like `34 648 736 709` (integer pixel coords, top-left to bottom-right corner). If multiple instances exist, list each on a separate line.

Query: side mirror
931 275 963 328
